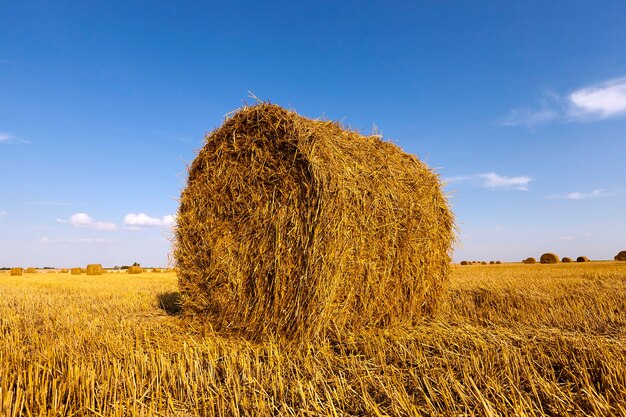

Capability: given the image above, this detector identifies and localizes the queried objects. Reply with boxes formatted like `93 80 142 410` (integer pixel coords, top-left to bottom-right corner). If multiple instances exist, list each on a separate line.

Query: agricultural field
1 262 625 416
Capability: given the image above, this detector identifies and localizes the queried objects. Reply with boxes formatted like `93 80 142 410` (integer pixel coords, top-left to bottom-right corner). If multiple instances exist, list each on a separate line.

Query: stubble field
1 262 625 416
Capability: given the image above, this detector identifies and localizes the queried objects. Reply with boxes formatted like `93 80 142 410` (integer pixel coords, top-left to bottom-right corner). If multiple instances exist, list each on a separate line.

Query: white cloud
446 172 533 191
0 132 28 145
502 76 626 127
0 211 6 219
63 213 117 231
547 189 614 200
558 236 575 241
568 78 626 121
124 213 175 228
38 236 54 244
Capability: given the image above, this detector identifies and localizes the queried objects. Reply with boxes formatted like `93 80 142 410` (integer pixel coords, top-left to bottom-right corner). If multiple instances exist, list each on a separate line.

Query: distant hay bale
481 261 487 265
496 261 502 264
152 268 161 273
562 257 572 263
86 264 103 275
25 267 37 273
61 269 69 273
489 261 495 264
460 261 470 265
523 257 536 264
10 267 22 276
540 253 559 264
576 256 589 263
71 268 82 275
175 103 455 341
615 251 626 261
127 266 143 274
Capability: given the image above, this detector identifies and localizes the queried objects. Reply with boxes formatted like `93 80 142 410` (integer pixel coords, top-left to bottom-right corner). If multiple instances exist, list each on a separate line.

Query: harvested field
1 263 625 416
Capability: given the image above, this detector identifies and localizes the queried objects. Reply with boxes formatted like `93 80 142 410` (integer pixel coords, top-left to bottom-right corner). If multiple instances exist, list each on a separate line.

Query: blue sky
1 1 625 267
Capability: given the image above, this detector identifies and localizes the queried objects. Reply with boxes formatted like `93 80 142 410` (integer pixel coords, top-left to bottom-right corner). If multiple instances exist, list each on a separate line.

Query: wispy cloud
547 189 614 200
124 213 175 228
558 236 575 241
501 107 558 128
502 76 626 127
58 213 117 231
0 211 7 219
29 201 70 206
446 172 533 191
39 236 115 245
0 132 29 145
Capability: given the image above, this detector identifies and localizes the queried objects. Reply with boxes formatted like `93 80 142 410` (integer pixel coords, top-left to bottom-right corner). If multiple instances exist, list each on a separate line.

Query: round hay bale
71 268 82 275
175 103 454 341
615 251 626 261
561 257 572 263
460 261 470 265
576 256 589 263
127 266 143 274
10 267 22 276
540 253 559 264
86 264 103 275
489 261 495 265
523 257 536 264
481 261 487 265
495 261 501 264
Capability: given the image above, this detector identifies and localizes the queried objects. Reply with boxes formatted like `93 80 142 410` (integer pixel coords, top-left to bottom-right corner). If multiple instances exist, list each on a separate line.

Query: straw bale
10 267 22 276
61 269 69 273
127 266 143 274
615 251 626 261
86 264 103 275
175 103 454 341
540 253 559 264
561 257 572 263
71 268 82 275
460 261 470 265
152 268 161 273
25 267 37 273
523 257 536 264
576 256 589 263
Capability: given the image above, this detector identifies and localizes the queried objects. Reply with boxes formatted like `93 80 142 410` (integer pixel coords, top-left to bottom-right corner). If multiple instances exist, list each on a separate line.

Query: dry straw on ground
71 268 82 275
86 264 103 275
523 257 536 264
562 257 572 263
615 251 626 261
127 266 143 274
10 268 22 276
175 103 454 341
540 253 559 264
577 256 589 263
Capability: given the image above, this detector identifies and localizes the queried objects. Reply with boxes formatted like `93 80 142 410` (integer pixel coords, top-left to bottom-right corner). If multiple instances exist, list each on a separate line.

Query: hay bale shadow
157 291 182 316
